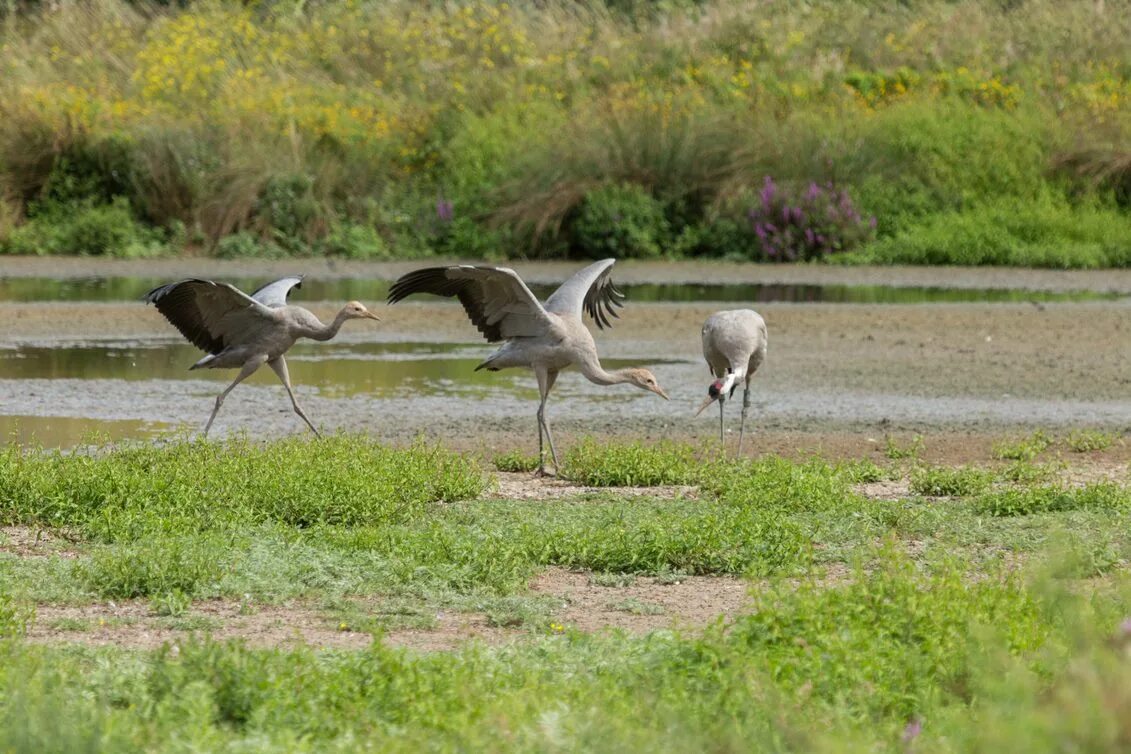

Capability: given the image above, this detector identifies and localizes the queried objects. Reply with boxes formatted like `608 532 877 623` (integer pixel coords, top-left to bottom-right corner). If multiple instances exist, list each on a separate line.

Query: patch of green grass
48 617 90 632
910 465 994 497
1064 429 1116 453
6 544 1131 752
562 439 702 486
852 198 1131 268
992 431 1053 462
149 590 191 618
973 483 1131 517
997 460 1062 485
0 436 489 540
884 435 924 460
492 450 540 473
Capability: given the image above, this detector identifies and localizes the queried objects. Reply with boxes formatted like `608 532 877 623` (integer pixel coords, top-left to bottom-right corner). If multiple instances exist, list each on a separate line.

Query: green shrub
3 198 164 257
569 183 670 259
733 543 1047 718
1064 429 1115 453
992 431 1053 462
910 465 994 497
493 450 540 473
563 439 700 486
974 483 1130 517
79 535 228 599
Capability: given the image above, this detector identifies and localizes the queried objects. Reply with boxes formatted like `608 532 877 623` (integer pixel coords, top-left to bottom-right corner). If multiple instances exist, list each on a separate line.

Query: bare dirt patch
492 472 697 502
0 526 80 559
529 567 751 635
29 601 375 651
26 568 755 651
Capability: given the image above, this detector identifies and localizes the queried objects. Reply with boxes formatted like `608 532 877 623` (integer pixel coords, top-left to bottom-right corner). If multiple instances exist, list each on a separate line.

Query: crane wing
250 276 304 308
543 258 625 330
387 265 551 342
144 279 276 355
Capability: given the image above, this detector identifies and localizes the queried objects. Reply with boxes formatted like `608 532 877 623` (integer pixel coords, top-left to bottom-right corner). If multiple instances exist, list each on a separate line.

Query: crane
387 259 669 475
144 276 380 437
696 309 767 454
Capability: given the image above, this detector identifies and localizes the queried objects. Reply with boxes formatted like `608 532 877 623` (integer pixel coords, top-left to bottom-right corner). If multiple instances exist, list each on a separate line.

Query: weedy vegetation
2 436 1131 750
1 0 1131 266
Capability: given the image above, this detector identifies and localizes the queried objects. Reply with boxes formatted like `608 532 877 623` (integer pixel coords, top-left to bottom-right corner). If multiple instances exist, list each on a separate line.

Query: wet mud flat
2 279 1129 456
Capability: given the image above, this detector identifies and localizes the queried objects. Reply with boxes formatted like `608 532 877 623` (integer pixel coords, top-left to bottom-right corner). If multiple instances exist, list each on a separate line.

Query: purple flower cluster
747 176 875 262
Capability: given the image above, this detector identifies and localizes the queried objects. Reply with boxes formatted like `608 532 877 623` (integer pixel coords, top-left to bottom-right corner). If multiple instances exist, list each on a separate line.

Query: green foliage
0 436 489 540
569 183 670 259
2 0 1131 265
1065 429 1115 453
884 434 924 460
910 465 994 497
854 198 1131 268
974 483 1131 517
3 198 165 257
734 543 1046 718
992 431 1053 461
0 592 31 639
492 450 540 473
562 439 701 486
77 534 233 599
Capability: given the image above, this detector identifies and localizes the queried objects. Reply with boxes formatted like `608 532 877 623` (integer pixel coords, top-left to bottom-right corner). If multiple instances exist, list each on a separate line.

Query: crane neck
719 368 746 395
577 352 632 386
304 307 352 342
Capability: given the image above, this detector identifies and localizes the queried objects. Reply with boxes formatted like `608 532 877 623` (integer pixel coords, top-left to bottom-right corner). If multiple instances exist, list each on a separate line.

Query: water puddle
0 415 168 448
0 342 511 397
0 276 1118 304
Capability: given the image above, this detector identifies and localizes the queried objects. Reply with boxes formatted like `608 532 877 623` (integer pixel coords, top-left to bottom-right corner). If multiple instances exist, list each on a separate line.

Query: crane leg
269 356 321 438
203 356 265 437
535 368 560 476
737 381 753 456
718 397 726 448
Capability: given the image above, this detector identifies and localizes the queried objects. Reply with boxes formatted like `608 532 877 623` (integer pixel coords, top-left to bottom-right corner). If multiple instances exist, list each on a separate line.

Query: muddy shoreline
1 259 1129 450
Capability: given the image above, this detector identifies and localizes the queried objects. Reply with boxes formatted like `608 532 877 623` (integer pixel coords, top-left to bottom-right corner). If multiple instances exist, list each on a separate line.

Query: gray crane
696 309 767 454
144 276 380 437
387 259 669 475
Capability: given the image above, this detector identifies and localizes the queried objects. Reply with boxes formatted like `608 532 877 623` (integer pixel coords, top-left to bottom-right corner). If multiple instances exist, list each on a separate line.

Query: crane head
695 375 737 416
623 368 669 400
343 301 381 321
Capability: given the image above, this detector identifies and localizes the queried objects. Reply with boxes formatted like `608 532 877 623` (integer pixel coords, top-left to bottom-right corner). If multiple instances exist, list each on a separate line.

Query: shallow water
0 415 168 448
0 276 1118 304
1 266 1128 449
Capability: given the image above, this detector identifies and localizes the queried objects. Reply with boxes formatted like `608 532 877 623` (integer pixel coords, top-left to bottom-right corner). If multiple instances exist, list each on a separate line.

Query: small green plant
1064 429 1114 453
884 435 924 460
0 592 31 638
993 431 1053 461
974 483 1130 517
910 465 993 497
493 450 540 473
997 460 1061 485
150 589 192 617
562 439 700 486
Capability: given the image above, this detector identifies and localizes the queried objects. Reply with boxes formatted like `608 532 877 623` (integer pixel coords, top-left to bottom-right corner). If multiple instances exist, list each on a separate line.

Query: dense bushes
1 0 1130 264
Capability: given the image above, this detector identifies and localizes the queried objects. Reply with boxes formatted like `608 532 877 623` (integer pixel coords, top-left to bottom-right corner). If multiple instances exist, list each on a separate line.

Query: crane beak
653 385 670 400
363 311 381 321
694 394 718 417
